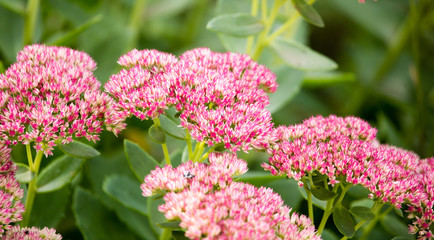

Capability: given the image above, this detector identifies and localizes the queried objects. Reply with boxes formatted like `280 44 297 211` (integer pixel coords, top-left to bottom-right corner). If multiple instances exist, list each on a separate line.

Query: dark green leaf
333 205 355 237
157 221 182 229
124 139 159 182
29 187 70 228
298 185 327 210
172 231 189 240
0 6 23 63
114 204 158 240
103 175 148 216
73 187 138 240
270 38 338 71
149 125 166 144
170 149 183 168
267 66 304 113
148 197 166 235
36 156 85 193
311 185 338 200
15 163 33 183
237 171 285 187
347 184 371 199
207 13 264 37
159 115 186 140
47 14 103 46
311 173 328 183
58 141 100 159
291 0 324 27
394 207 404 217
349 206 375 220
321 229 340 240
391 237 414 240
381 215 412 237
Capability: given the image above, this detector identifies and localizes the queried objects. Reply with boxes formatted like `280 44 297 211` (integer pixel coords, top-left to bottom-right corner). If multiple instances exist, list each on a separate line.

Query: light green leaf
124 139 159 182
58 141 100 159
291 0 324 27
270 38 338 71
103 175 148 216
207 13 264 37
349 206 375 220
36 155 85 193
149 125 166 144
15 163 33 183
333 205 355 237
159 115 186 140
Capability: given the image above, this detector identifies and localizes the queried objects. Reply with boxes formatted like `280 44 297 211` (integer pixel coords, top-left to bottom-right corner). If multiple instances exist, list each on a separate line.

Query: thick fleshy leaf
311 185 338 201
270 38 338 71
207 13 264 37
103 175 148 216
291 0 324 27
159 115 186 140
36 155 85 193
394 207 404 217
58 141 100 159
15 163 33 183
29 187 70 228
157 221 182 229
148 197 166 235
149 125 166 144
265 178 304 211
172 231 189 240
114 204 158 240
333 205 355 237
349 206 375 220
73 187 138 240
391 237 414 240
381 215 413 237
298 185 327 210
237 171 285 187
124 139 159 182
170 148 183 168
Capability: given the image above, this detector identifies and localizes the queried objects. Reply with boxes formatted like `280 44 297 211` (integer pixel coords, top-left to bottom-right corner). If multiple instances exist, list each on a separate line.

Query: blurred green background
1 0 433 239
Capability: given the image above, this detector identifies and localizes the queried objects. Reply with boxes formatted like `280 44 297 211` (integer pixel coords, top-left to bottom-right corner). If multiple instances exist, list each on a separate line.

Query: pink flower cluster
3 226 62 240
263 115 434 239
141 153 320 240
0 44 121 155
105 48 276 152
0 146 25 236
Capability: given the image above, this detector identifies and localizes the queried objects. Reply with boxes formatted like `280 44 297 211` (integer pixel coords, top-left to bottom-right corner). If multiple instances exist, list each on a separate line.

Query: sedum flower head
0 145 25 236
141 153 320 240
3 226 62 240
0 44 120 155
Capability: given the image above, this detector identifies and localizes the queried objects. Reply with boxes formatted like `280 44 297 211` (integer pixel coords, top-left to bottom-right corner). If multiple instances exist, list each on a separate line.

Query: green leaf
124 139 159 182
172 231 189 240
170 148 183 168
0 6 23 63
270 38 338 71
349 206 375 220
36 155 85 193
381 215 412 237
333 205 355 238
394 207 404 217
159 115 186 140
103 175 148 216
149 125 166 144
29 187 70 228
0 60 4 74
207 13 264 37
298 185 327 210
347 184 371 199
0 0 25 15
148 197 166 235
73 187 138 240
47 14 103 46
310 185 338 200
114 204 158 240
303 71 356 87
157 221 182 229
311 174 328 183
58 141 100 159
15 163 33 183
391 237 414 240
265 178 304 211
236 171 285 187
267 66 304 113
291 0 324 27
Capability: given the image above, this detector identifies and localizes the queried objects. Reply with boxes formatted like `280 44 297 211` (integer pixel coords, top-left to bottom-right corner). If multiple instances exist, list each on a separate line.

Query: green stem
159 229 171 240
192 142 205 162
23 0 40 45
317 183 351 234
359 205 392 240
303 178 314 222
186 132 193 159
153 118 171 165
246 0 259 54
21 149 44 227
198 145 216 163
26 144 33 169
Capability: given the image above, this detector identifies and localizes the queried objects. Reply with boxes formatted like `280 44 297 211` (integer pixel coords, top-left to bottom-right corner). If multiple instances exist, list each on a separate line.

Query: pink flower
0 145 25 237
141 153 320 239
0 44 121 155
3 226 62 240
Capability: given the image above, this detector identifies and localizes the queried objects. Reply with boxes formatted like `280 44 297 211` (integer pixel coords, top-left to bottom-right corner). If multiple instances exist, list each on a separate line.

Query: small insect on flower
183 171 195 179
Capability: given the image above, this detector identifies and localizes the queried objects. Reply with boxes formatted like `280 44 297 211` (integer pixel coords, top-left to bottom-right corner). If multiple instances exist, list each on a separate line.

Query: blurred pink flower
0 44 121 155
3 226 62 240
